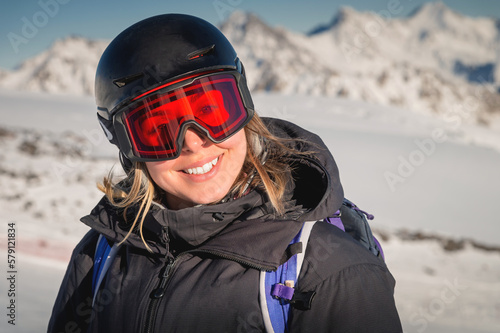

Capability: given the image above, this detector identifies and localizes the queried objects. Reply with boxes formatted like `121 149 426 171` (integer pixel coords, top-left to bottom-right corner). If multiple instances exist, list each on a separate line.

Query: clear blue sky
1 0 499 70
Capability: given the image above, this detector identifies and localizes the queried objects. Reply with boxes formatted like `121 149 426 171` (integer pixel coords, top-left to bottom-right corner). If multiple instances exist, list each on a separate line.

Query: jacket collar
81 188 304 270
150 189 265 247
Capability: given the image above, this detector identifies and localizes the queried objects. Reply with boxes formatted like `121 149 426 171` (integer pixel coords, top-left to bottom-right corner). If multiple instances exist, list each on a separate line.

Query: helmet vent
113 72 145 88
187 44 215 60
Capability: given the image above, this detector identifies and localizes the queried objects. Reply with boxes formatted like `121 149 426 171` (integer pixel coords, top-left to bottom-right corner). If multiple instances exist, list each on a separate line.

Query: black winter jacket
48 118 402 332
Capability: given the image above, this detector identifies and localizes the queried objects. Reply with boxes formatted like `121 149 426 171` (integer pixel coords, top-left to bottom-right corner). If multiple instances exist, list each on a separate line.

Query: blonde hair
99 113 303 250
98 163 156 251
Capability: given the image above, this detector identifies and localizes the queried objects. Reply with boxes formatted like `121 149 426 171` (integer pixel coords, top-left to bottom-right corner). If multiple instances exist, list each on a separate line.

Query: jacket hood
263 117 344 222
81 117 343 269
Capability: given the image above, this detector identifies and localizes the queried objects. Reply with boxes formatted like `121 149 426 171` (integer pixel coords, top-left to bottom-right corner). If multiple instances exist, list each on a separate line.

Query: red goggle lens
121 74 248 160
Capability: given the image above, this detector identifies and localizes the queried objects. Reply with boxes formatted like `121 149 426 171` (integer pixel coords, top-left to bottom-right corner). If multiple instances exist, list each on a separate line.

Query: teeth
184 157 219 175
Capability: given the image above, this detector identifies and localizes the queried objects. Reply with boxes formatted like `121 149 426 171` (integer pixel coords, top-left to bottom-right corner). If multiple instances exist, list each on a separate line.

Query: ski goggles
113 71 254 161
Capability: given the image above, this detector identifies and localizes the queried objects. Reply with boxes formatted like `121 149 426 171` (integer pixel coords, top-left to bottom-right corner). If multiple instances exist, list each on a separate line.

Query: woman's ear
249 132 269 165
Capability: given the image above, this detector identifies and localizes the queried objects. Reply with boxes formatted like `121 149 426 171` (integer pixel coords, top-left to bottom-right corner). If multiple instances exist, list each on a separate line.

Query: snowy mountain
0 36 108 95
1 2 499 125
219 11 340 94
219 3 500 125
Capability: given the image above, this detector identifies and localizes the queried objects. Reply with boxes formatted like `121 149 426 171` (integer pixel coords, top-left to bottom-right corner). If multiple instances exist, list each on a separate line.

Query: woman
48 14 402 332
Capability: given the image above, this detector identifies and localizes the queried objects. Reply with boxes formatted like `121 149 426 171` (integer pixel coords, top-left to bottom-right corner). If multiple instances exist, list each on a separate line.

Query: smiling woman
145 126 247 209
48 13 402 333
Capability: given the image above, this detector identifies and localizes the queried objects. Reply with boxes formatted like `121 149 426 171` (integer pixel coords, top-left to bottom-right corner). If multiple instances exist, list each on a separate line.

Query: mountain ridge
1 3 498 124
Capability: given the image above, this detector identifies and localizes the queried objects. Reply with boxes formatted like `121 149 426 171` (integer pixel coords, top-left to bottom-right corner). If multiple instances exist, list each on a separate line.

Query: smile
183 157 219 175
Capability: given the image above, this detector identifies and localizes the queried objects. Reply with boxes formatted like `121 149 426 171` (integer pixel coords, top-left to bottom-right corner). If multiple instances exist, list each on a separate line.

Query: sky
1 0 499 70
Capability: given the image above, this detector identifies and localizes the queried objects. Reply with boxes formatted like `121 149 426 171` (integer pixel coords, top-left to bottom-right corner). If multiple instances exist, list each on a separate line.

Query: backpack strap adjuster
271 281 295 301
271 282 317 311
290 290 316 311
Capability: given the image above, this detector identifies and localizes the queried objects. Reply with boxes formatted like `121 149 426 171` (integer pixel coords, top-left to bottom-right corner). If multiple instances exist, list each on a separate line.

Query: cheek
221 131 247 168
145 161 176 185
220 130 247 153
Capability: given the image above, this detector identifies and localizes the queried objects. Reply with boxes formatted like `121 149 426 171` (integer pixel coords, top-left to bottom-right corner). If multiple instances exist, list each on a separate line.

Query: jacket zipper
142 248 276 332
143 256 176 333
195 249 276 271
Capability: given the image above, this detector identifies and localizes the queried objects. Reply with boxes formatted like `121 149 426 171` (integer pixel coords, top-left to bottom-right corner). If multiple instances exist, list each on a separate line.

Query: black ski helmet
95 14 254 164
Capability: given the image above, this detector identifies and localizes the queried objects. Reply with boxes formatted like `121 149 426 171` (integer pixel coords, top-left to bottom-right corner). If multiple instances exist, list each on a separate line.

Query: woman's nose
182 128 209 153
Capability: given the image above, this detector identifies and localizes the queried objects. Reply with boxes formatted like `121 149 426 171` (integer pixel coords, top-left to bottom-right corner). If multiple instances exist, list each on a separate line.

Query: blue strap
92 235 112 297
264 228 302 333
261 200 382 332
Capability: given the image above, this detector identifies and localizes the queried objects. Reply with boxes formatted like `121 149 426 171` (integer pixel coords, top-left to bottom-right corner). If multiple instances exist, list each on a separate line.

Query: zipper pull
152 257 174 299
346 200 375 220
160 226 169 246
353 206 375 220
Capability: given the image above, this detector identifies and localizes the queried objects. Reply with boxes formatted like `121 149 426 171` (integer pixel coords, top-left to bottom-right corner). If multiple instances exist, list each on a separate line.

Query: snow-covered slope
1 90 499 333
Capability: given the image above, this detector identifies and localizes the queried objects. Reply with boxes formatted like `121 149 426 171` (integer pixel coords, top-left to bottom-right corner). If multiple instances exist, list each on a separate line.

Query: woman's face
146 128 247 210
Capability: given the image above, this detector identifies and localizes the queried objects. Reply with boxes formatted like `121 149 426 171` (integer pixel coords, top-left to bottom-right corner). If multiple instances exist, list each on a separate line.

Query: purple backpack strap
372 235 385 261
260 221 317 333
260 199 384 333
324 209 345 231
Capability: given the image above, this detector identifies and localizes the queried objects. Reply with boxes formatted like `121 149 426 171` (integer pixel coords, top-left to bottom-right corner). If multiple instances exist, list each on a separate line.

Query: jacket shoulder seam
304 261 391 293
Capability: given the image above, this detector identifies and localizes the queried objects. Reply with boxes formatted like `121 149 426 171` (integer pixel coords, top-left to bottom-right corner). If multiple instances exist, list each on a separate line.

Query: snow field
0 90 499 332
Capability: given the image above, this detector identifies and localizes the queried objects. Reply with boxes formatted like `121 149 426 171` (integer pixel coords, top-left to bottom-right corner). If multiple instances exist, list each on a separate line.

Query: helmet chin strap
119 151 134 174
